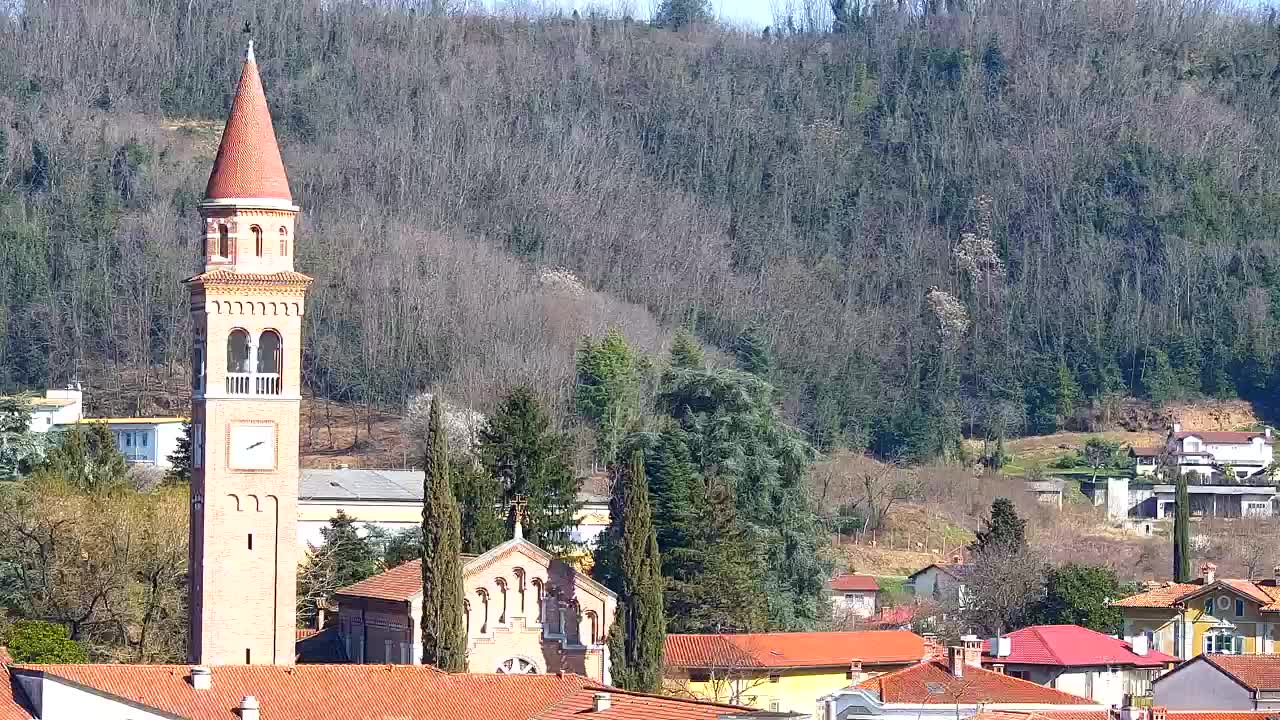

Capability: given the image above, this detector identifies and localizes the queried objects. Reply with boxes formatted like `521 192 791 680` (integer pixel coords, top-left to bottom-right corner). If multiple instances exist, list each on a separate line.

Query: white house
297 468 611 550
906 558 972 609
829 573 880 620
22 387 84 432
980 625 1177 706
80 417 187 468
1165 424 1274 481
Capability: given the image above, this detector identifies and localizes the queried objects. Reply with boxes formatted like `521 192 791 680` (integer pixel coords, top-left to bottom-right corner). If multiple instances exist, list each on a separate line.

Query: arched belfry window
252 226 263 257
226 329 251 394
256 330 282 395
279 227 289 256
217 225 230 258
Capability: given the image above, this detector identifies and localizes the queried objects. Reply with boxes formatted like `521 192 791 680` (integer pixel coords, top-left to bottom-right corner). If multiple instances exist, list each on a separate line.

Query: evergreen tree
666 481 768 633
732 325 772 377
33 423 129 493
0 396 47 480
452 460 505 554
319 510 383 589
971 498 1026 554
165 421 193 484
575 327 641 465
1174 471 1192 582
421 396 466 671
668 328 705 371
606 450 665 692
653 0 710 29
477 387 583 554
1030 563 1130 633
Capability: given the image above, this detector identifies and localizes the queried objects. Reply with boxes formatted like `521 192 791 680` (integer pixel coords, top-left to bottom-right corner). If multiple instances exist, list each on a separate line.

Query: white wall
16 674 172 720
108 421 185 468
833 590 877 619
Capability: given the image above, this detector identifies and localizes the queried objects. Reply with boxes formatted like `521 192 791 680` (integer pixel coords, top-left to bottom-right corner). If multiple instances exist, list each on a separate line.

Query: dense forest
2 0 1280 462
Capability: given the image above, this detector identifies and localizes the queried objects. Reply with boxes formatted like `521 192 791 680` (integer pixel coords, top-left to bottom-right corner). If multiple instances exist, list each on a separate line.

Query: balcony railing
226 372 281 396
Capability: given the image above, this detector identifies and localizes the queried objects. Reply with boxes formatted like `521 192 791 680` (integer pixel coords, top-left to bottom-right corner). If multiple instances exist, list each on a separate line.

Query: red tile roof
1114 579 1280 612
665 631 924 669
337 558 423 602
1202 654 1280 690
831 573 880 592
205 49 292 202
185 269 313 286
11 664 738 720
0 665 28 720
981 625 1176 668
295 628 319 641
1130 446 1162 457
863 605 916 628
1173 431 1272 444
976 712 1280 720
856 660 1096 704
0 647 10 666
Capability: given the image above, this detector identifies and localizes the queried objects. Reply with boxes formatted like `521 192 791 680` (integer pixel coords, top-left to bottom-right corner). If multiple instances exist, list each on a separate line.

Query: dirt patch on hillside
1107 398 1260 433
300 398 411 470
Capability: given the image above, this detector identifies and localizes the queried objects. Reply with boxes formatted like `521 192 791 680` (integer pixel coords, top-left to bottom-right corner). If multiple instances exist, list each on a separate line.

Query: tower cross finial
511 495 527 541
247 38 255 63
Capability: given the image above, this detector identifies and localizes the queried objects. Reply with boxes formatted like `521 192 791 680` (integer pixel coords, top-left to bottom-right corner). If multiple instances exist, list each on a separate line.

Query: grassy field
991 430 1164 476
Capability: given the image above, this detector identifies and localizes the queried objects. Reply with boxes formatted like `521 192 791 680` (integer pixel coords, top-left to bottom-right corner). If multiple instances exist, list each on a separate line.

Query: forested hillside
2 0 1280 461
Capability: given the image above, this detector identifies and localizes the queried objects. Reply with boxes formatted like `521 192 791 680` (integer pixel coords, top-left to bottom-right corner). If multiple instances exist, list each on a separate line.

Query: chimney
238 695 260 720
1273 565 1280 587
1131 634 1148 657
1152 706 1168 720
189 666 212 690
1173 423 1182 433
849 659 864 683
316 606 327 630
992 663 1005 674
992 636 1011 658
1201 562 1217 585
592 693 611 712
948 646 965 678
961 634 983 668
921 633 944 661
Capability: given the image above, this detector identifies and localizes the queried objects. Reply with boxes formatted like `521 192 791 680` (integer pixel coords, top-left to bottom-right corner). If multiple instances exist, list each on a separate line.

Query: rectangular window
245 649 251 664
125 433 133 448
688 670 710 683
140 432 148 447
193 424 203 469
1236 599 1245 617
1204 599 1214 616
248 534 254 551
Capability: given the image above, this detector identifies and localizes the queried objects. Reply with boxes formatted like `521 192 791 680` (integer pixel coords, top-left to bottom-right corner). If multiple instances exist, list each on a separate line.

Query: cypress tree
421 396 467 671
608 450 665 692
1174 471 1191 582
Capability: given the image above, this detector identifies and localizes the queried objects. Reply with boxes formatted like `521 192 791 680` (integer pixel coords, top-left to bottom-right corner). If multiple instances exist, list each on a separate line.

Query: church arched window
531 579 543 623
463 600 471 638
279 227 289 256
495 578 508 624
477 588 489 635
252 225 263 257
585 610 599 645
217 225 230 258
256 330 282 395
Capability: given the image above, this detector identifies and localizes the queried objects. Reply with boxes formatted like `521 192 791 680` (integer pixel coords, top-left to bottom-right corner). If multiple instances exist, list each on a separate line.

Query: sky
713 0 777 27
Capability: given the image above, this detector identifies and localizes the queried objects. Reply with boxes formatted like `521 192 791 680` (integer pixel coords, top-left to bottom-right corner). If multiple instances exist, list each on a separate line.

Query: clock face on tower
228 423 277 470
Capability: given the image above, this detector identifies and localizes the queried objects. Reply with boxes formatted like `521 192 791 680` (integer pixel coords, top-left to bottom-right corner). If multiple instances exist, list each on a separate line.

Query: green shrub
5 620 87 663
1050 452 1080 469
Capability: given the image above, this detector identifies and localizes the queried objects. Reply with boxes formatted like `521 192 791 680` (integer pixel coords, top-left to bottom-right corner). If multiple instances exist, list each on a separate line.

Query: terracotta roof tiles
856 660 1095 704
185 269 313 286
1114 578 1280 612
665 630 924 669
980 625 1177 668
336 558 424 602
11 664 736 720
205 50 292 202
1203 653 1280 690
830 573 880 592
1112 582 1203 608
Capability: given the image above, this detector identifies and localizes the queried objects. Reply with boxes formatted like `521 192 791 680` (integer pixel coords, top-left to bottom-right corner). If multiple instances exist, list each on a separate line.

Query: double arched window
225 329 283 395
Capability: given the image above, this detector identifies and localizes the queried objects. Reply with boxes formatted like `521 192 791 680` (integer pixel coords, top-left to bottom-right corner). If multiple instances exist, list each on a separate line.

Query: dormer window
252 225 263 257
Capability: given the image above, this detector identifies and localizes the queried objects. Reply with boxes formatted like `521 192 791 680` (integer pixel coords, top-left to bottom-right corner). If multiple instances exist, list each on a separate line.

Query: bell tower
186 40 309 666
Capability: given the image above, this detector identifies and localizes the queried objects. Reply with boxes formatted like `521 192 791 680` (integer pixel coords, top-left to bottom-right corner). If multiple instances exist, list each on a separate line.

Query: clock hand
247 441 264 449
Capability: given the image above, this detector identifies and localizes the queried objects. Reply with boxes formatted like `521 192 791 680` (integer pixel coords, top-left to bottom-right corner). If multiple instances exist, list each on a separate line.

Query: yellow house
1115 562 1280 660
663 630 926 715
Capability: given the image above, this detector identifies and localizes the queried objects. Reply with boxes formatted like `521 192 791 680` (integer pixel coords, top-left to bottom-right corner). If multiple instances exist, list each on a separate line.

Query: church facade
334 529 617 682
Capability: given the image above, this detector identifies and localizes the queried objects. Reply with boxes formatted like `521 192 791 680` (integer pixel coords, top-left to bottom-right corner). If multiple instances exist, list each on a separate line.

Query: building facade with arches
333 528 617 683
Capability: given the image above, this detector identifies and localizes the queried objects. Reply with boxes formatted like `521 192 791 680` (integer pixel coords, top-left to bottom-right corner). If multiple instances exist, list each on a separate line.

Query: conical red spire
205 41 292 202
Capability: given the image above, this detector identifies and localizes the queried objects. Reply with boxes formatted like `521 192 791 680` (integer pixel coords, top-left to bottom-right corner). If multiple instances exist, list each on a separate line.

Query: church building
333 519 617 682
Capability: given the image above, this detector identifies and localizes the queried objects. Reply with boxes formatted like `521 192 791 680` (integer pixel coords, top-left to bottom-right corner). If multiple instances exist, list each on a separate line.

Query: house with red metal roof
664 631 925 715
1153 653 1280 711
980 625 1177 707
818 637 1107 720
830 574 881 621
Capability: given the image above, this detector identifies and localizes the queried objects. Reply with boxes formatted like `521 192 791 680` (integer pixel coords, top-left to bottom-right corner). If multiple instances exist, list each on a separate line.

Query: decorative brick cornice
185 270 313 290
